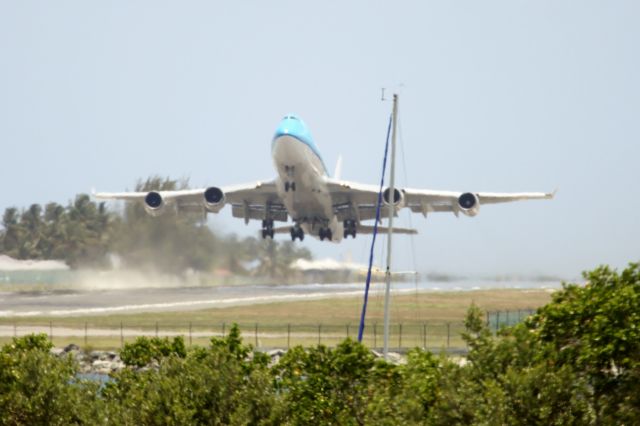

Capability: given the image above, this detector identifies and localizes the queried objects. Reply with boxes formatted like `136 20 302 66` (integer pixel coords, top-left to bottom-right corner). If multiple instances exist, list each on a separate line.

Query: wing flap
231 204 288 222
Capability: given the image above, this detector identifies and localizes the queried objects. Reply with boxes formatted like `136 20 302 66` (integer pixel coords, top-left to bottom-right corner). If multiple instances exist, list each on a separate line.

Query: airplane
94 114 555 242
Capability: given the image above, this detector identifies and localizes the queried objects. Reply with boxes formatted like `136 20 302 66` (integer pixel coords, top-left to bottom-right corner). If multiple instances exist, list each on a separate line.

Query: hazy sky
1 1 638 278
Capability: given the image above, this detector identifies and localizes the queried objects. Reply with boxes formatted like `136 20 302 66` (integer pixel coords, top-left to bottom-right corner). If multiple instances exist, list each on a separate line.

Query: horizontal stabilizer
357 225 417 235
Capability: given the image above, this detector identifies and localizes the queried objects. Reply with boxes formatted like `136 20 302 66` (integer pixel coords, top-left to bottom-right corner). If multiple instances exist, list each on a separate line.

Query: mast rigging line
357 113 393 343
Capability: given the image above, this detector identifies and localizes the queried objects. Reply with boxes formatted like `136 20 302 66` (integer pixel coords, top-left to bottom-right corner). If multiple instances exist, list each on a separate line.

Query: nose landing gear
283 166 296 192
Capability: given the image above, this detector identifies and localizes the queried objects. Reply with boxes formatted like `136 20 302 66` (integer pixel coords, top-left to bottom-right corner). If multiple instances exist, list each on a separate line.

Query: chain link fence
486 309 537 332
1 321 470 353
2 309 538 352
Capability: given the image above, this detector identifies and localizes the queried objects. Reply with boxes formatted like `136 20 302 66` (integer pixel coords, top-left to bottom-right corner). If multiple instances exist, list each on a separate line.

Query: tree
102 325 276 425
529 263 640 423
428 263 640 425
1 207 21 257
111 176 219 274
248 237 312 281
0 334 103 425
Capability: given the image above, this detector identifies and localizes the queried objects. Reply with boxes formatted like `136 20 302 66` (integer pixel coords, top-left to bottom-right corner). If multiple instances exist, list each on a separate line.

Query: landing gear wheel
290 182 296 191
290 226 304 241
343 220 357 239
261 220 274 239
284 182 290 192
319 228 332 241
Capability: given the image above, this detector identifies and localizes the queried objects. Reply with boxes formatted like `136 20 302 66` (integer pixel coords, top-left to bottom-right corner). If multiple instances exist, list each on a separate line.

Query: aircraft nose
274 114 306 139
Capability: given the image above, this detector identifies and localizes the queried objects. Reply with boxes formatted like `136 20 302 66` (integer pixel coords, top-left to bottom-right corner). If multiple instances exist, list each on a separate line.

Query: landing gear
290 225 304 241
343 220 357 239
284 165 296 192
319 227 333 241
261 219 274 239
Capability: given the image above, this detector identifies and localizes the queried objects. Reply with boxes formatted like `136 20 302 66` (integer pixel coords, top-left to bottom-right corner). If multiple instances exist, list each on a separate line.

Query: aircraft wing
402 188 555 216
324 179 383 222
94 180 288 223
325 177 554 220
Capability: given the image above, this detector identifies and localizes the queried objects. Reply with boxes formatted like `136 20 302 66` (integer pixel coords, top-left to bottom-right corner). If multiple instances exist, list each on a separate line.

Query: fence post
506 310 510 326
423 323 427 349
189 322 192 346
255 323 258 347
84 322 87 346
287 323 291 349
120 322 124 348
496 311 500 333
373 323 377 348
446 323 450 348
398 323 403 350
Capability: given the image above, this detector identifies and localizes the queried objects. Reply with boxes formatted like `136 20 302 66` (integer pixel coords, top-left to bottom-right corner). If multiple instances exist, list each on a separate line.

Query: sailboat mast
383 94 399 358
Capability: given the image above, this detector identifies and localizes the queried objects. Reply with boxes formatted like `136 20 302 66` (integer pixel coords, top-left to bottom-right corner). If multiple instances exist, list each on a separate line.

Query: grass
0 288 553 350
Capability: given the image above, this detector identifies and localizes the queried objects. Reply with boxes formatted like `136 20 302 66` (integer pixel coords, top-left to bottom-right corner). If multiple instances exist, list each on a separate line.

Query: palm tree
1 207 21 258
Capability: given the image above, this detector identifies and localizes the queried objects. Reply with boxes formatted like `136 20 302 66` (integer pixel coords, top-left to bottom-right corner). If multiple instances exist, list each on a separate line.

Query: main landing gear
343 220 357 239
319 227 333 241
290 225 304 241
261 219 274 239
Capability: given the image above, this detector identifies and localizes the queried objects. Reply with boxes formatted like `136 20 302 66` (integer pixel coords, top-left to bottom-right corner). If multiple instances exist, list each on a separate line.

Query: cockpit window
284 115 298 120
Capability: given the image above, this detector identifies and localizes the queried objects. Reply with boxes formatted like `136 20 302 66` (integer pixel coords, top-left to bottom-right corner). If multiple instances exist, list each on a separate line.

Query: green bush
102 324 276 425
119 336 187 368
0 334 103 425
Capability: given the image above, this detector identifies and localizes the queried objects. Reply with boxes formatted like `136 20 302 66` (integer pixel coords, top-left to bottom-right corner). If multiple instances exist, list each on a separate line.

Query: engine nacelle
382 187 405 208
144 191 167 217
204 186 225 213
458 192 480 216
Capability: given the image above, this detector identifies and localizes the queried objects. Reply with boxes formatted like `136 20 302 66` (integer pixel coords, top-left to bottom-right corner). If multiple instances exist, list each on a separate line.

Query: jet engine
204 186 225 213
144 191 167 217
458 192 480 216
382 187 405 208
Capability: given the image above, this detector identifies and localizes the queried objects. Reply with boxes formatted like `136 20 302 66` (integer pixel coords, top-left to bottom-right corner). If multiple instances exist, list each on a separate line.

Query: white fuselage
271 135 343 241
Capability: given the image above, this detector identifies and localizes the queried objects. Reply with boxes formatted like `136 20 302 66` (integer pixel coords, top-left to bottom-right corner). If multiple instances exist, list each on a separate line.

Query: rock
63 343 80 353
267 349 286 357
370 350 406 364
266 349 286 365
50 347 64 357
385 352 406 365
92 360 113 375
110 360 125 372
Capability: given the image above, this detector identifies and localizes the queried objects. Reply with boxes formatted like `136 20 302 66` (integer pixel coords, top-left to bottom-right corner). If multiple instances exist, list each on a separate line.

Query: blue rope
358 114 393 343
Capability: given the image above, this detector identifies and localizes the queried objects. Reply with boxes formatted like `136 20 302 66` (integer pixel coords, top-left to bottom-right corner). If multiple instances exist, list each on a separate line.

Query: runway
0 284 370 317
0 279 560 318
